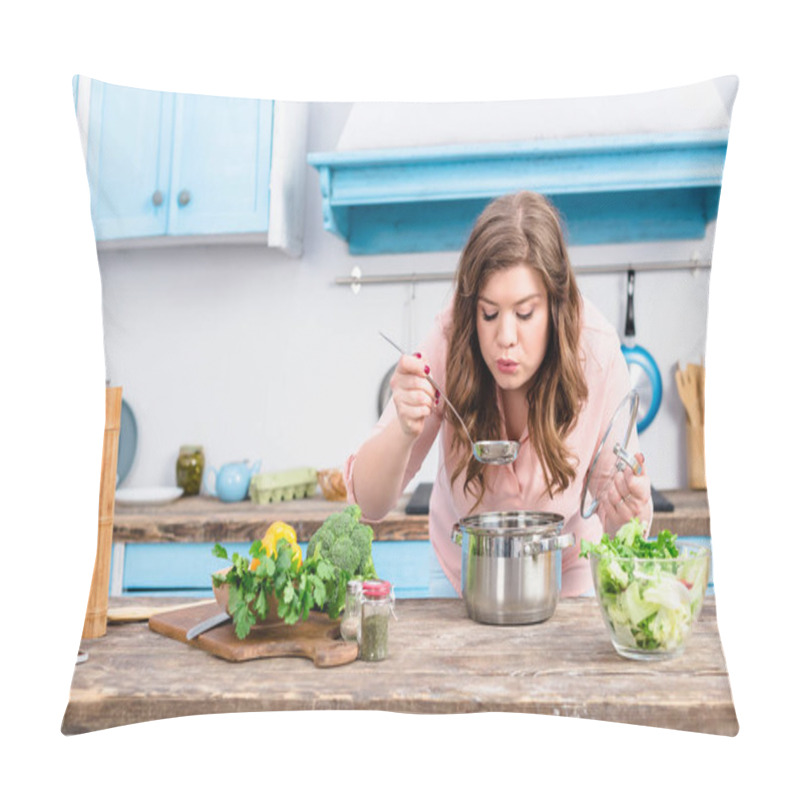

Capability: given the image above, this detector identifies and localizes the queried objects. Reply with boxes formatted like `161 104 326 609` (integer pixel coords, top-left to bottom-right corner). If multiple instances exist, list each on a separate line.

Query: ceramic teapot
205 460 261 502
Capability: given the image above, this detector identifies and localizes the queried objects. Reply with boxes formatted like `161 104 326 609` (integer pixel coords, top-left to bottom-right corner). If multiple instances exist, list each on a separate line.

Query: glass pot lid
580 391 640 519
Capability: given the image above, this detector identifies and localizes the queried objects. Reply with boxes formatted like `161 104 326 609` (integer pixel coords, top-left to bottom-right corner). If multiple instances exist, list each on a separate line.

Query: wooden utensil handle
107 600 216 623
687 422 706 490
82 386 122 639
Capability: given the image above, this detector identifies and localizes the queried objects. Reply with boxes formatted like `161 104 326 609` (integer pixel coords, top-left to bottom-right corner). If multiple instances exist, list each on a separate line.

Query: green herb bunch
212 538 350 639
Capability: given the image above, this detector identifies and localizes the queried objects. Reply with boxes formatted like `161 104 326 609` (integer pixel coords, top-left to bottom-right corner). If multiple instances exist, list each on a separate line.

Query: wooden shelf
113 489 709 544
308 131 728 254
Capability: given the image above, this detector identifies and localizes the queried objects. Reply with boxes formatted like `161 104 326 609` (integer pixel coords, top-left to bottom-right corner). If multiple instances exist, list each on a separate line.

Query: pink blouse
344 296 651 597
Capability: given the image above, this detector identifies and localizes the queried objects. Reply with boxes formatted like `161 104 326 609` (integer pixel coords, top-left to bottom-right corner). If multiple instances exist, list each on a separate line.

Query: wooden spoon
675 365 701 428
687 362 705 425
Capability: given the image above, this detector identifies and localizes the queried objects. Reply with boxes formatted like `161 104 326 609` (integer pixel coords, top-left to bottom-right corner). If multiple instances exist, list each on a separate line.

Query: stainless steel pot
450 511 575 625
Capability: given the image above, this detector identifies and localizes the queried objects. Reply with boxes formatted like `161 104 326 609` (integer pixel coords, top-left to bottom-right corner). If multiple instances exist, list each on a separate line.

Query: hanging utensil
379 332 519 466
117 397 137 487
620 270 663 433
377 361 396 417
675 363 702 428
675 362 706 489
686 361 705 425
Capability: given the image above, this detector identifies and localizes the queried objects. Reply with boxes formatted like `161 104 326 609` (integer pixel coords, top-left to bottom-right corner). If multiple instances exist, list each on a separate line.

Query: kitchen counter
62 594 736 736
113 489 710 543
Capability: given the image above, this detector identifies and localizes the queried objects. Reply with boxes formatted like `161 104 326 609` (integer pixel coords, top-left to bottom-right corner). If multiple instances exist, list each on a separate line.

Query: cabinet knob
151 190 164 207
178 190 191 207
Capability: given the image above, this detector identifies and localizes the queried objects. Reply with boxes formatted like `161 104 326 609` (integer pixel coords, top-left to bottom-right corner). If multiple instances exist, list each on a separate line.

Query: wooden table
112 489 710 543
62 596 737 736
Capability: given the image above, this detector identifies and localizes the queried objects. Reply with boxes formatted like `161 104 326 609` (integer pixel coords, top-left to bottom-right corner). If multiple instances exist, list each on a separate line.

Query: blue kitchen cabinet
77 77 307 250
85 81 174 240
110 540 433 599
371 541 431 598
113 541 295 597
84 79 272 241
109 536 713 600
167 93 273 235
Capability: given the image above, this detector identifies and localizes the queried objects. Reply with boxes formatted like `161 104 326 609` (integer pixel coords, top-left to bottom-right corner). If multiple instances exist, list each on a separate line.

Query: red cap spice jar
358 580 394 662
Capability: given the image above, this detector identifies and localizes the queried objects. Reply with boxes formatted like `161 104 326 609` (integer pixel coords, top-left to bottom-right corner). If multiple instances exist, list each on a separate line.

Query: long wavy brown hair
445 191 588 507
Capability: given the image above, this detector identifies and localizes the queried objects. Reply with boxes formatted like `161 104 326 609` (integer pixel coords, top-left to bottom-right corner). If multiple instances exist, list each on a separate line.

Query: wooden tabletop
62 595 736 736
112 489 710 543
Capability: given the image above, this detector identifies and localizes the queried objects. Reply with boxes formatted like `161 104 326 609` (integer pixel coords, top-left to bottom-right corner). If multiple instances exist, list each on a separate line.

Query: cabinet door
167 94 274 235
85 81 173 240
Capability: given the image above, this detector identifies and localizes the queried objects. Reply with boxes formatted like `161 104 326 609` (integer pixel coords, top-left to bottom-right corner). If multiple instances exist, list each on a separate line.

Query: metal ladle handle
422 372 477 450
379 332 477 449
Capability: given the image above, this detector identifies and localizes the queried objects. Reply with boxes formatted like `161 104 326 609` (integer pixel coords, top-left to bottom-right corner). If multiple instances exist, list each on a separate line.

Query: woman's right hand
390 353 438 438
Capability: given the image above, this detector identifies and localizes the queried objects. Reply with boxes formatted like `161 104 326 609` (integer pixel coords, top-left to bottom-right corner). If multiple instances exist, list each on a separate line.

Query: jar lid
361 579 391 598
346 580 363 592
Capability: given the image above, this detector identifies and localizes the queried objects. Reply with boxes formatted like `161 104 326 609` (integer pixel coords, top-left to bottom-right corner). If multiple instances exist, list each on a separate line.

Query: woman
344 191 652 597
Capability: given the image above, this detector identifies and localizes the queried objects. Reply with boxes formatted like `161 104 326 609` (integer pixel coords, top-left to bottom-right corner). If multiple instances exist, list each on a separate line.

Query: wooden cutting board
149 603 358 667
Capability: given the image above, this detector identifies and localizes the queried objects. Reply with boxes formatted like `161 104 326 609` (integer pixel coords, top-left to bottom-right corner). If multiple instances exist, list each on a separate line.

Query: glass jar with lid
176 445 205 495
358 579 394 662
340 580 362 642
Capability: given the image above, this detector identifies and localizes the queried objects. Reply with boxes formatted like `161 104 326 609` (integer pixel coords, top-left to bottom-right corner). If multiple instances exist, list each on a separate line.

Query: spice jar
176 446 205 496
359 579 394 662
340 580 362 642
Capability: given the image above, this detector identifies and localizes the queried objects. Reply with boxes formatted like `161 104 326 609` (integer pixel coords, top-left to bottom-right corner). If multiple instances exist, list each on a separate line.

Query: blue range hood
308 129 728 255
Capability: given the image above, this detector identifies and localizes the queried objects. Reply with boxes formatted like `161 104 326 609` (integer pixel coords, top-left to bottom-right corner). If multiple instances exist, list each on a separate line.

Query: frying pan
378 362 396 417
117 398 138 486
620 270 662 433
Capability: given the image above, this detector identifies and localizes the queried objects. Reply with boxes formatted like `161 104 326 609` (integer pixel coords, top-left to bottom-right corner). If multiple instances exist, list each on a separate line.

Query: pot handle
522 539 543 557
523 531 576 556
450 525 463 545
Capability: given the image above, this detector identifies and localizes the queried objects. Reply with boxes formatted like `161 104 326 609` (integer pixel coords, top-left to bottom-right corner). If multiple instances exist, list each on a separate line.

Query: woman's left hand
601 453 651 532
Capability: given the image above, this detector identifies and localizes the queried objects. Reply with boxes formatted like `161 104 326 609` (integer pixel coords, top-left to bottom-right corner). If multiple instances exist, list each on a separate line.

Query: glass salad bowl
588 544 710 661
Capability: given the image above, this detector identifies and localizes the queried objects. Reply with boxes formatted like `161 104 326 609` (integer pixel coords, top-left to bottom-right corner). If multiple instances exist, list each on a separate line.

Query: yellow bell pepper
251 521 301 569
265 521 298 547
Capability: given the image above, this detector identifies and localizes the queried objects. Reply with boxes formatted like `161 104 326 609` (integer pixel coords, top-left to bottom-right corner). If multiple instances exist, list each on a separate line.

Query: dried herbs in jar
359 579 394 662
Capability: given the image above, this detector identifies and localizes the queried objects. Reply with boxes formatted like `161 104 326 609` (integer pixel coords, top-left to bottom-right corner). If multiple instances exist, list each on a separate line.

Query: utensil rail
336 259 711 288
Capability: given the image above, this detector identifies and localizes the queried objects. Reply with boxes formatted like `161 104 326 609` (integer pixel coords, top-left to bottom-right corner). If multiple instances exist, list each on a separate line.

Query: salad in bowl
580 519 710 661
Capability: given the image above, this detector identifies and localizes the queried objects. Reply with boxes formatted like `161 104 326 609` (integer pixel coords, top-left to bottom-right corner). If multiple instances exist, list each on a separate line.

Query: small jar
176 446 205 496
359 580 394 662
340 580 363 642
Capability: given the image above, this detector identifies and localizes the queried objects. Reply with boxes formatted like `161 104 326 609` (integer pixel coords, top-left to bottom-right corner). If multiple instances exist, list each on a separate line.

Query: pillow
64 74 737 739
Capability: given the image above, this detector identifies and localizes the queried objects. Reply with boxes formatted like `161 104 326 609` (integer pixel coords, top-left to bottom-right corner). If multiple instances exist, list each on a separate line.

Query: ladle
379 332 519 466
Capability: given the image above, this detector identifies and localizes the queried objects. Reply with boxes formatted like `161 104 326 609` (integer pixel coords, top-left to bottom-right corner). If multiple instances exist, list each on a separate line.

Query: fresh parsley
212 538 351 639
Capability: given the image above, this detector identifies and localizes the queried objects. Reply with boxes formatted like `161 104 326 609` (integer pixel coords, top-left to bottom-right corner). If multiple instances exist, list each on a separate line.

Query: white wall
99 94 722 493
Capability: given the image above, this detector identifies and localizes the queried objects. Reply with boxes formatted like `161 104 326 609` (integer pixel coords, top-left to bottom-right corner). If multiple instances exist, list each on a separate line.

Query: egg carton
248 467 319 504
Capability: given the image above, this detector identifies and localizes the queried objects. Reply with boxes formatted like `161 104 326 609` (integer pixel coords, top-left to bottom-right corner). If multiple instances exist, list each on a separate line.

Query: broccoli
306 504 378 580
